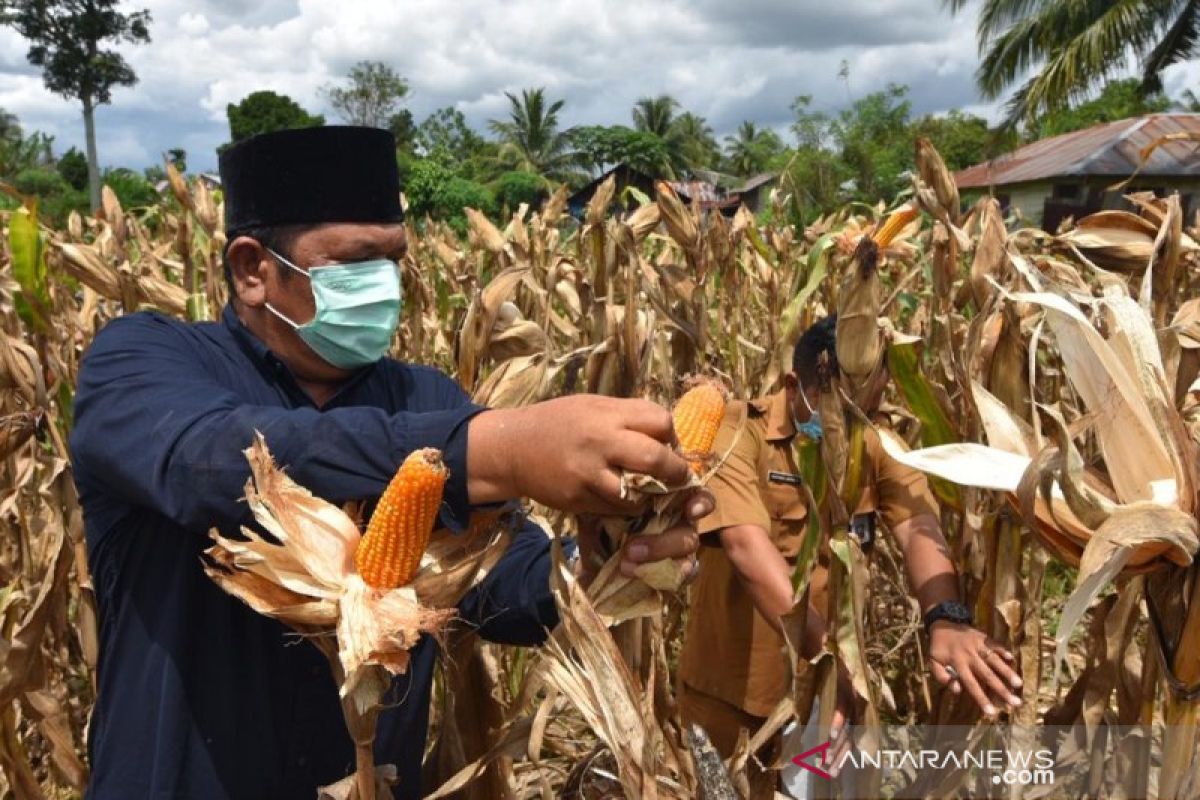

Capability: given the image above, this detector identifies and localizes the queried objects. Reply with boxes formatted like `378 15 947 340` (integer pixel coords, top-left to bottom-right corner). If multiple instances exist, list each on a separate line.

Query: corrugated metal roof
954 114 1200 189
730 172 778 193
669 179 725 204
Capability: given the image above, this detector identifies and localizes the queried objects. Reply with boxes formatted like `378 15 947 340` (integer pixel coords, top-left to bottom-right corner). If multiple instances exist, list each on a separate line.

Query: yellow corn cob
355 448 449 588
673 377 728 474
872 203 919 248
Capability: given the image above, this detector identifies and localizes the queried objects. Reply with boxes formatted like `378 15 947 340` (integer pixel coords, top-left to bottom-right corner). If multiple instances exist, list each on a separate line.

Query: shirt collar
222 302 273 365
751 389 797 442
220 303 378 407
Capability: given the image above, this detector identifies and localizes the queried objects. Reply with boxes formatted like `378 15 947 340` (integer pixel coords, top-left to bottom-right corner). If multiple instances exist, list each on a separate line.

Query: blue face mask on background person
264 248 402 369
792 386 824 441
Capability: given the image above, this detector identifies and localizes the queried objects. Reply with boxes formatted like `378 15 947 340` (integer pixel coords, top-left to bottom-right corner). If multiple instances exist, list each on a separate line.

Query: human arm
69 314 486 533
466 394 691 514
70 315 693 538
460 494 712 646
875 437 1024 715
718 524 798 635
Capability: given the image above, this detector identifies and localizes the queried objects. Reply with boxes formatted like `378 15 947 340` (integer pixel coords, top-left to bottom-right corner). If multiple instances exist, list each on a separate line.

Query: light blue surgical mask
792 388 824 441
264 248 402 369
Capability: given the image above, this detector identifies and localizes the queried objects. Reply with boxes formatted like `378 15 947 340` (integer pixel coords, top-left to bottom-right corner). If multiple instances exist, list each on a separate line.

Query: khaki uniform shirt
678 389 938 717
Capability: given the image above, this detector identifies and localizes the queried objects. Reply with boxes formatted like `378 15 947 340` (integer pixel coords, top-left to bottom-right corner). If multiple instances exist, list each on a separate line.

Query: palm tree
723 121 783 177
488 88 580 183
673 112 721 170
948 0 1200 125
632 95 693 176
632 95 680 137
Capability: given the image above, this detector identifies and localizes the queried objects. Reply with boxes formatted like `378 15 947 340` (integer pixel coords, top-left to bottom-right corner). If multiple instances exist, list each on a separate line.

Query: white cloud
0 0 1191 174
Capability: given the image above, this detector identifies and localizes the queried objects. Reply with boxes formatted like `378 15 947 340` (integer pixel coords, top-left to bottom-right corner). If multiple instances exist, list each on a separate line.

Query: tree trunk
82 96 101 213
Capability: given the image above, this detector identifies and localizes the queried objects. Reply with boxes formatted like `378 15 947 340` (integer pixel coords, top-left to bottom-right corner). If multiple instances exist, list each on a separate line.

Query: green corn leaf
887 339 962 509
8 204 50 333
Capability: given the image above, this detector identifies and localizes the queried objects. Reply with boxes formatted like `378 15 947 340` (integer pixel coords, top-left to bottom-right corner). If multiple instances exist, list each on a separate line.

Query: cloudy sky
1 0 1197 174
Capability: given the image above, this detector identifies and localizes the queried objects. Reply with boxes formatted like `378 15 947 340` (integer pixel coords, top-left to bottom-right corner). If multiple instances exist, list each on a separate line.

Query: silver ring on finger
943 663 959 681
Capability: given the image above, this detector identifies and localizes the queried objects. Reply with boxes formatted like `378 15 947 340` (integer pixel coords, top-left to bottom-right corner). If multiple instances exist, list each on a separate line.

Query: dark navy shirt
70 305 560 799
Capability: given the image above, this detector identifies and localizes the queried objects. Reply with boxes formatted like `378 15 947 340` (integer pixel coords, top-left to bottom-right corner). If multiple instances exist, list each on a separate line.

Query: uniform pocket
762 475 807 521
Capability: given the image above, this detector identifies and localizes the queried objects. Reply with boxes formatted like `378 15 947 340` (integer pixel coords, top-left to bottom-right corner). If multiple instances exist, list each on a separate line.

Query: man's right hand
466 395 692 514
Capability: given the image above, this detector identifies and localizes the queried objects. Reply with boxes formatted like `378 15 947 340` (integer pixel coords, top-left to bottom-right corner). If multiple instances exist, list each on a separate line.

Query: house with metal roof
567 164 777 219
954 113 1200 230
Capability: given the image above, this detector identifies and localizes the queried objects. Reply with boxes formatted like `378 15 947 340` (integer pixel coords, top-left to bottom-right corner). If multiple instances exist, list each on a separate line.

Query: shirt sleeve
870 428 941 529
697 402 771 536
68 313 486 535
456 516 564 646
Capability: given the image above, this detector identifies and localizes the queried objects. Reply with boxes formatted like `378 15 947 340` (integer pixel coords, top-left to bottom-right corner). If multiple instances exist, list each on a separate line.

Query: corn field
0 138 1199 800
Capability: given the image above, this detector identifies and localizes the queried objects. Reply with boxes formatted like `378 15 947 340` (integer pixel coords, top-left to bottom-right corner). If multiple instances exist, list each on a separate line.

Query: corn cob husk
203 436 458 800
915 137 961 226
835 205 915 403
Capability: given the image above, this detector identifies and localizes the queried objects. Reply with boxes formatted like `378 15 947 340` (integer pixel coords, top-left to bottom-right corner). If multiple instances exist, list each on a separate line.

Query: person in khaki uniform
678 316 1024 794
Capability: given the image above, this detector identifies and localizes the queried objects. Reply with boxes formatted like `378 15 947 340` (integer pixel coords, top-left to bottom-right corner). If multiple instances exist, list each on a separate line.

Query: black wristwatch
922 600 972 632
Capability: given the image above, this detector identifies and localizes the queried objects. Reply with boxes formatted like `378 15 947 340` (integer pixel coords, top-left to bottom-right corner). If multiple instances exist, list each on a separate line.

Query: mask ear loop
798 383 819 417
262 248 310 329
266 247 311 280
264 302 301 330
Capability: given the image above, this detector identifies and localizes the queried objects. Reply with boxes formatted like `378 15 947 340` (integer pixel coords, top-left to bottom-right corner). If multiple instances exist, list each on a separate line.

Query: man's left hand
574 490 713 586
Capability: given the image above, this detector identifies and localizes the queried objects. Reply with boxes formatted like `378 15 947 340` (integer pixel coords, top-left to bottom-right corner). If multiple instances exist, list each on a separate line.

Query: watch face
944 601 972 622
926 600 973 628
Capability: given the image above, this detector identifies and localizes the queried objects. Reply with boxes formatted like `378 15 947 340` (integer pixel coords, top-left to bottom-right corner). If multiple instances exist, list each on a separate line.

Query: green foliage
910 110 1009 172
417 107 488 162
226 90 324 145
10 167 86 224
571 125 672 178
494 170 547 212
1030 78 1172 139
389 109 417 151
488 88 581 184
102 167 157 208
2 0 152 208
673 112 721 171
57 147 88 190
835 83 912 201
2 0 151 107
404 158 495 233
166 147 186 172
723 121 784 177
0 127 54 178
781 86 1000 221
947 0 1199 125
7 204 50 332
13 166 68 198
324 61 409 128
632 95 679 137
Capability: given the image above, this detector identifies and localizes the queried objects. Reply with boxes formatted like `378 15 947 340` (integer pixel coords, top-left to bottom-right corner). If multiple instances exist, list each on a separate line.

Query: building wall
963 176 1200 230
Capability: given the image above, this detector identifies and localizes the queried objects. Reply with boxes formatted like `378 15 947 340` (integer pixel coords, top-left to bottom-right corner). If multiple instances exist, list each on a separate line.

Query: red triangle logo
791 740 835 780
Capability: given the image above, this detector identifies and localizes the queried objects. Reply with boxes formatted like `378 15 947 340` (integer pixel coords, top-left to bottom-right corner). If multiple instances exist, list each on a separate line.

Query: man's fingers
974 656 1023 708
609 431 691 487
683 489 714 523
622 526 699 565
984 639 1023 686
930 660 956 687
585 469 646 515
620 399 679 445
983 646 1024 690
955 659 998 717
